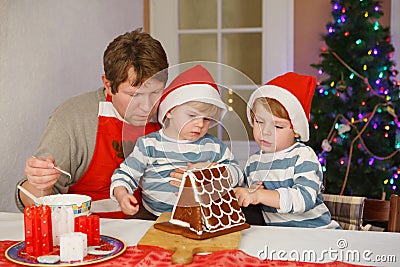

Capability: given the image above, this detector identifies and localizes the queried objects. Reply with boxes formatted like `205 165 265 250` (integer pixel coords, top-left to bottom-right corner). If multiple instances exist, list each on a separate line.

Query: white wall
0 0 144 212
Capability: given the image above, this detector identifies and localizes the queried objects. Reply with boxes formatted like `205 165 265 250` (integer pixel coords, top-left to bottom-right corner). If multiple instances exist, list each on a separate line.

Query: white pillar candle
60 232 87 262
51 206 74 246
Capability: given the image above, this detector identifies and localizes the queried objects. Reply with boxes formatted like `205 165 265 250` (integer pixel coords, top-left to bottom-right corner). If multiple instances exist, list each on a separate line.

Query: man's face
108 67 165 126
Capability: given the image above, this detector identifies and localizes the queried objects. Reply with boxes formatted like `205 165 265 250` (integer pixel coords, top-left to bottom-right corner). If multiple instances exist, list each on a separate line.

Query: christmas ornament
321 139 332 152
337 124 351 135
336 72 348 92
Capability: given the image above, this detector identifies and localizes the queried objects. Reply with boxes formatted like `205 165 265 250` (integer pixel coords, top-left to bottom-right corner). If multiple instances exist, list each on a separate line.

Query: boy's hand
188 161 215 169
169 167 186 188
169 162 219 197
234 186 281 209
113 186 139 216
250 181 264 191
233 187 260 207
169 162 217 188
169 161 218 195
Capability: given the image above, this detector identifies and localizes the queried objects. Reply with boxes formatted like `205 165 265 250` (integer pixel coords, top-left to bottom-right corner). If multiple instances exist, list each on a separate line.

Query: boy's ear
166 112 172 119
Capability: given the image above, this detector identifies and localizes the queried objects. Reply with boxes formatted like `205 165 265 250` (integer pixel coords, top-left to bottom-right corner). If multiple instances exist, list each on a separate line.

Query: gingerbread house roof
170 165 246 235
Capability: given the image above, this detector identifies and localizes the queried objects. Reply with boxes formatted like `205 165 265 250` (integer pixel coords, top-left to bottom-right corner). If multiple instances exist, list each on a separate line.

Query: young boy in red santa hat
110 64 242 218
234 72 340 229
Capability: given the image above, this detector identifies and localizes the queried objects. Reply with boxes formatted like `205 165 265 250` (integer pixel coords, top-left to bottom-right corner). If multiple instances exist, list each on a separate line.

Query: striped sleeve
110 137 148 199
244 145 340 228
277 146 323 214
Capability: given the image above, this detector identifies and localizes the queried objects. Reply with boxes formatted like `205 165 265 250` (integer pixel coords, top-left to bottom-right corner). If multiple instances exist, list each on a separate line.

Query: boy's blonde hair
250 97 301 138
164 101 223 128
250 97 290 121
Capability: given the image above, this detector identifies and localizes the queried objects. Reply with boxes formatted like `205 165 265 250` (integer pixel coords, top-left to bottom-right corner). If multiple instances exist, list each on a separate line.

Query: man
16 28 169 218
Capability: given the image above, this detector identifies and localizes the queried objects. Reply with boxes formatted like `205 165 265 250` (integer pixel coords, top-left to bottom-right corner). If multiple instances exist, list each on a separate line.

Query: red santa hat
158 64 227 127
247 72 316 142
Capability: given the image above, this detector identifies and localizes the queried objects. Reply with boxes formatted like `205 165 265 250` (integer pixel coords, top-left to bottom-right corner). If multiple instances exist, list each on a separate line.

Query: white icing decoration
169 164 246 234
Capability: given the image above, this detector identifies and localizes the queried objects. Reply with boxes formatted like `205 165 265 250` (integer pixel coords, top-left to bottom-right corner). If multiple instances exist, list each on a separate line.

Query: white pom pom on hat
158 64 227 128
247 72 316 142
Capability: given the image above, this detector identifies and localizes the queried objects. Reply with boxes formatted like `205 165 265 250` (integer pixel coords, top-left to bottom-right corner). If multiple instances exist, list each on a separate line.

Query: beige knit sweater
15 88 105 212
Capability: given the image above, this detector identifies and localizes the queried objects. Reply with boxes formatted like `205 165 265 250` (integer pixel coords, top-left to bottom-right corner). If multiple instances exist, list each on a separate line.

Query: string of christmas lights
311 0 400 197
315 51 399 193
320 103 399 194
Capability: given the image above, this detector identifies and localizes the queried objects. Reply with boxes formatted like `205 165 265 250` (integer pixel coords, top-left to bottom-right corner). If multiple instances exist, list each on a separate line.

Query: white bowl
35 194 91 216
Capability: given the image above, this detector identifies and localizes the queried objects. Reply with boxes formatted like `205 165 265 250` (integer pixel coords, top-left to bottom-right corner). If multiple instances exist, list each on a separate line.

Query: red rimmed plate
5 235 126 266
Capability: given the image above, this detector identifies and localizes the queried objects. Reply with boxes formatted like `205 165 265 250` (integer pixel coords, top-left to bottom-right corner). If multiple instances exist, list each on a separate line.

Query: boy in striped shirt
110 65 242 218
234 72 340 229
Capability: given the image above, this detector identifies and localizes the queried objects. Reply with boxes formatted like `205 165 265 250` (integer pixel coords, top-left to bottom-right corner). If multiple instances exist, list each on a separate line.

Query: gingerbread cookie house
155 165 249 239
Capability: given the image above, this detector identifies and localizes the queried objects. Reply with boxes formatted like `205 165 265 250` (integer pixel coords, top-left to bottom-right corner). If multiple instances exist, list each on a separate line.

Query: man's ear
102 74 113 96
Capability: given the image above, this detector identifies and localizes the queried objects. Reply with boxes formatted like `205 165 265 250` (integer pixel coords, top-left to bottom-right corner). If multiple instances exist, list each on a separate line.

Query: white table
0 212 399 266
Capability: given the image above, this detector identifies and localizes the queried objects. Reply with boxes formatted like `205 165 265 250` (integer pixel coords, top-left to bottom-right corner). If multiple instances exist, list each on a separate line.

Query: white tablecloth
0 212 399 266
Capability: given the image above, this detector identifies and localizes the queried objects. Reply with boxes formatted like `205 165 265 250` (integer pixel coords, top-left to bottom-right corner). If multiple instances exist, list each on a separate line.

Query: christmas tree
310 0 400 199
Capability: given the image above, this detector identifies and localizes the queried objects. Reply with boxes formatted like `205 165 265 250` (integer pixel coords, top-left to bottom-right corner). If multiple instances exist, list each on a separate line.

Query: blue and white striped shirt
244 142 340 229
111 130 242 216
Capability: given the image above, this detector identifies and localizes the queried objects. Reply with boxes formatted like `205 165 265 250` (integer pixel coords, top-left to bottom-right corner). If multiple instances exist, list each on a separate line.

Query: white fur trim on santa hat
247 85 309 142
158 84 227 127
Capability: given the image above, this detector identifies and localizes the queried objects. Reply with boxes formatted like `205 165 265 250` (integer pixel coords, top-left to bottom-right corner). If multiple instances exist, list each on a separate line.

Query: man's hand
25 156 60 191
20 156 61 207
